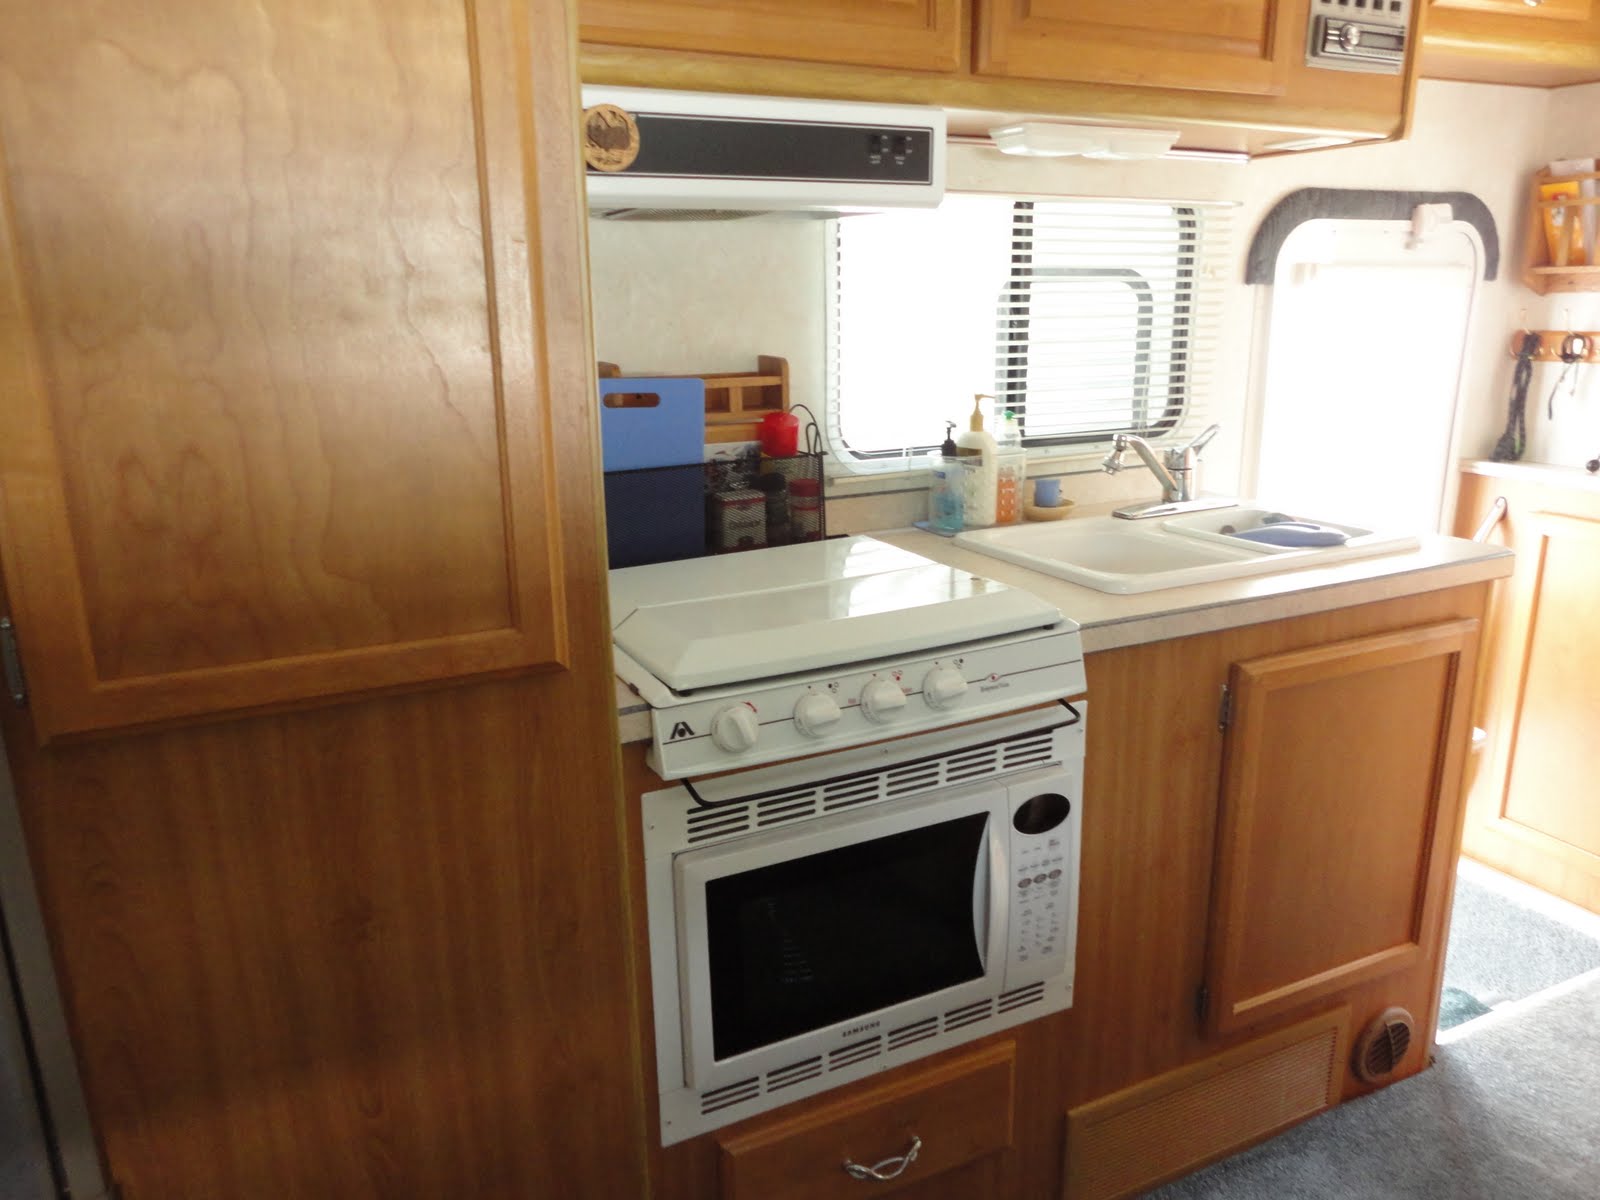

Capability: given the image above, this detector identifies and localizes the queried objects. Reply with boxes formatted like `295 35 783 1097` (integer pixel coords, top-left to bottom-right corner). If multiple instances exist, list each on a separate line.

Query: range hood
579 86 946 219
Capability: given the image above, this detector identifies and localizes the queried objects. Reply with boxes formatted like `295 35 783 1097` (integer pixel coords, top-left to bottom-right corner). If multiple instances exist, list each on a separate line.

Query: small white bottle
956 394 998 527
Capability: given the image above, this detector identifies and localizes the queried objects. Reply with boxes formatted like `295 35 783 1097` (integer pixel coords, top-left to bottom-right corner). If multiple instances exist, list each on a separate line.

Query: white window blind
826 194 1235 469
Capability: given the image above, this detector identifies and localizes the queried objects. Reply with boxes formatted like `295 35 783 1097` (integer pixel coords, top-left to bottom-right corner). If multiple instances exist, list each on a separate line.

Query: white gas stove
610 536 1086 779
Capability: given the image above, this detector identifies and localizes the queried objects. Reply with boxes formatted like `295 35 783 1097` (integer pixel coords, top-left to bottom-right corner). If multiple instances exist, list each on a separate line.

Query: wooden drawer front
717 1042 1015 1200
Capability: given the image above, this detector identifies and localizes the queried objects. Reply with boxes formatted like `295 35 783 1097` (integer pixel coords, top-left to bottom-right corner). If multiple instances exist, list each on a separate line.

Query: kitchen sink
953 508 1420 594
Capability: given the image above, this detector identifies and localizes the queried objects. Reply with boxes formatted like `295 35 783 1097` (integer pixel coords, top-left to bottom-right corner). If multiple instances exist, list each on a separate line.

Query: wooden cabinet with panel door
0 0 588 743
975 0 1298 97
1452 467 1600 915
1422 0 1600 86
0 1 650 1198
579 0 965 73
1202 621 1479 1037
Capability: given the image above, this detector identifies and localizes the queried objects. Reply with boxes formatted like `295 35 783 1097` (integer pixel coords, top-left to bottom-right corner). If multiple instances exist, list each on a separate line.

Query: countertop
613 520 1513 745
1459 458 1600 493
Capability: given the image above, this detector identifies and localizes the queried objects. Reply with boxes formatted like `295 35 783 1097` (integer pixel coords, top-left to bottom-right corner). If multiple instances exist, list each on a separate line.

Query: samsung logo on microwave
841 1020 880 1038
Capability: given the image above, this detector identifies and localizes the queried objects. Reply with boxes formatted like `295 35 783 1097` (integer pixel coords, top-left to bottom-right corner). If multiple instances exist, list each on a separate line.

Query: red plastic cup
758 411 800 458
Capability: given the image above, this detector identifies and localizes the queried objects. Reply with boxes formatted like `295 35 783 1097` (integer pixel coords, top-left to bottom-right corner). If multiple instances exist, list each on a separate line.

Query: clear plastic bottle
927 421 965 534
955 395 998 527
994 409 1026 525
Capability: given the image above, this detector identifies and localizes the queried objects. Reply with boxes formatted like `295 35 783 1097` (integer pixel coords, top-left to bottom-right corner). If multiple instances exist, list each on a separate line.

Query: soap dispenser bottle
956 394 998 527
927 421 965 534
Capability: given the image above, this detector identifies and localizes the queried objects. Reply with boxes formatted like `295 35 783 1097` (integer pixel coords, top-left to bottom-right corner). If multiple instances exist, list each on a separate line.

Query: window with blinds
826 194 1234 468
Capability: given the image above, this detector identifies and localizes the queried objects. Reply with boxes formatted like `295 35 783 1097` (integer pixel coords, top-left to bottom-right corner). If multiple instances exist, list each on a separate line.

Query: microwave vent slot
755 789 821 826
665 723 1070 852
767 1056 824 1092
701 1076 761 1114
1001 734 1054 771
998 982 1047 1013
829 1037 884 1071
885 763 942 797
945 747 1000 783
944 998 996 1031
821 776 883 811
686 807 752 843
886 1016 940 1051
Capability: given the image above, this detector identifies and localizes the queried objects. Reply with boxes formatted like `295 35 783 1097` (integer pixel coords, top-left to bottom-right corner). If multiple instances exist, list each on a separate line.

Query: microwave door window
704 812 990 1063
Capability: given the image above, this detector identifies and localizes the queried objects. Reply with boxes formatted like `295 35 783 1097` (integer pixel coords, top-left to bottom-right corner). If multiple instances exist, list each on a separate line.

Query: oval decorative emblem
582 103 640 172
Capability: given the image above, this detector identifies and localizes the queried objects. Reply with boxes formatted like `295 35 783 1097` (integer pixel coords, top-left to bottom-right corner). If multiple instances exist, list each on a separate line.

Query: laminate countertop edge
611 530 1513 747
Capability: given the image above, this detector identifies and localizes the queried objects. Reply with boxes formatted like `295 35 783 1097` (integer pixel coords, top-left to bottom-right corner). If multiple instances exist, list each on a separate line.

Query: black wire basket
603 451 826 570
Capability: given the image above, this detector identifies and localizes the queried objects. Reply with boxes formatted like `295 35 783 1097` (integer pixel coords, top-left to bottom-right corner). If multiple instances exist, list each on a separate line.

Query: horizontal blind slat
828 194 1235 462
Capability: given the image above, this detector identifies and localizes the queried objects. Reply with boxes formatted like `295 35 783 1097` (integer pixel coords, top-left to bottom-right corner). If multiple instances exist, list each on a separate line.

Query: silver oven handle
972 816 990 966
843 1135 922 1182
976 806 1008 973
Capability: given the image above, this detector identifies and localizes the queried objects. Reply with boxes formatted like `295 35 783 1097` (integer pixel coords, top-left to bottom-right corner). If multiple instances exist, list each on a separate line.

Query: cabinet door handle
842 1134 922 1182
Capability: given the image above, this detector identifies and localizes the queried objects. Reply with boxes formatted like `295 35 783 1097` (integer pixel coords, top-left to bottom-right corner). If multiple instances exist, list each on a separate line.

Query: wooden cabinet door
1454 482 1600 914
580 0 964 73
1203 620 1478 1036
0 0 588 741
1432 0 1592 20
976 0 1297 95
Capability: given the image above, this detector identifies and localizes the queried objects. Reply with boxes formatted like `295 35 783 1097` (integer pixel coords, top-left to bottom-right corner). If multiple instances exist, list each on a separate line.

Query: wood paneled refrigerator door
580 0 964 73
1204 621 1478 1036
976 0 1296 95
0 0 578 741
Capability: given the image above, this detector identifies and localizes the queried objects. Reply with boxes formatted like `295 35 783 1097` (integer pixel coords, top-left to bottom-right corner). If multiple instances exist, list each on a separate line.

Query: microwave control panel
1004 768 1082 991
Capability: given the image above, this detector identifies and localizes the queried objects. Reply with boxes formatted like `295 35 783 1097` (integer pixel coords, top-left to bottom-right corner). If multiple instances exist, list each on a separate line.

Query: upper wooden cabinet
0 0 591 740
580 0 1414 156
975 1 1295 96
1203 620 1478 1037
1433 0 1591 19
580 0 964 73
1422 0 1600 85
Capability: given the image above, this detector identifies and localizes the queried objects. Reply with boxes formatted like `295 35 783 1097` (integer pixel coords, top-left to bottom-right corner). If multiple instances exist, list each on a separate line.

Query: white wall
589 79 1574 511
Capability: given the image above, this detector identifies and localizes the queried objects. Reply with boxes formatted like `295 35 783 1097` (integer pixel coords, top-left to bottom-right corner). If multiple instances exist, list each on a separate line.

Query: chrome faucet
1101 424 1235 520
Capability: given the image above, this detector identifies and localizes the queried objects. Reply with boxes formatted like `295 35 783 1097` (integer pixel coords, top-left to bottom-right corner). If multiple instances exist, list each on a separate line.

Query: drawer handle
842 1134 922 1182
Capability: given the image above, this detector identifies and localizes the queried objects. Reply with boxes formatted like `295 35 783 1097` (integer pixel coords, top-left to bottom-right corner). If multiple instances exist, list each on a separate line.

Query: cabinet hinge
1195 983 1210 1026
0 618 26 708
1216 683 1232 731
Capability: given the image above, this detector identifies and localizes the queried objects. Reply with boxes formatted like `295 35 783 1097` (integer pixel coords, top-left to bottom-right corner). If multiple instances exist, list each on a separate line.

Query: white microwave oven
642 704 1085 1145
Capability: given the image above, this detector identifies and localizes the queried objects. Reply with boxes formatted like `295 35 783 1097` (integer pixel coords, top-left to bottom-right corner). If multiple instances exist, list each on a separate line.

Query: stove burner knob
860 678 908 723
793 692 842 737
710 704 760 754
922 665 969 710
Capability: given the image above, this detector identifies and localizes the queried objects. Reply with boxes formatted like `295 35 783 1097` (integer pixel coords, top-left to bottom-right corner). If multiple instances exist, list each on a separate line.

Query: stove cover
609 536 1063 692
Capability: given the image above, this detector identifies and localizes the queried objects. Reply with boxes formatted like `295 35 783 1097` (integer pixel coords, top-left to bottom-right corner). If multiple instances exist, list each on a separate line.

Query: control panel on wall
1307 0 1411 73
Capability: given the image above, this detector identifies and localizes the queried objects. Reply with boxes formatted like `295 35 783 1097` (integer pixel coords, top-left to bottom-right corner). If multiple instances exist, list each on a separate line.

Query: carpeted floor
1439 861 1600 1030
1146 864 1600 1199
1146 968 1600 1199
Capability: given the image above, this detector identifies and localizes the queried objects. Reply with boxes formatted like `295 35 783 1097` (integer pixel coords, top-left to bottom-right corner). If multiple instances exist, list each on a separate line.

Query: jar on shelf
789 477 823 542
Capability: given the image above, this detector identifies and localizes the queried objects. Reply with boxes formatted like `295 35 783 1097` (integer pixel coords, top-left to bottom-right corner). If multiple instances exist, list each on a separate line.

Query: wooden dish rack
598 355 789 444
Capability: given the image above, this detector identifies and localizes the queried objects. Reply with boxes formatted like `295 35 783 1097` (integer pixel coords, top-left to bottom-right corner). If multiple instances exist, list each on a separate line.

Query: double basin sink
953 506 1419 594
